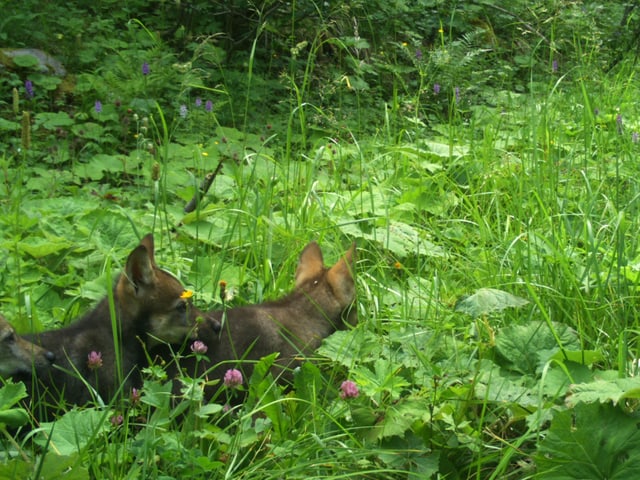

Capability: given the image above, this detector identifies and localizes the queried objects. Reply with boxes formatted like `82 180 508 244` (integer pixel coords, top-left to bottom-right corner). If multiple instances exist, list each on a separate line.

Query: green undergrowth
3 2 640 478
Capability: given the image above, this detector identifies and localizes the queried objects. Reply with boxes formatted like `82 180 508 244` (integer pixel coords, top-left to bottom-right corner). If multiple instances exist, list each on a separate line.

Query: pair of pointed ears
125 234 157 290
295 241 356 287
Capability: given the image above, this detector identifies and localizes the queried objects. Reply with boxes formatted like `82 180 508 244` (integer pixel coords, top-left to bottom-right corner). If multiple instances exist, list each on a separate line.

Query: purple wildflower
142 62 150 75
455 86 460 103
552 59 558 73
195 97 202 108
110 414 123 426
87 351 103 370
594 108 600 116
190 340 208 355
205 100 213 112
433 83 441 95
25 80 34 99
223 368 243 388
415 49 423 61
339 380 359 400
131 387 141 404
95 100 102 114
616 113 623 134
179 104 188 118
633 132 639 144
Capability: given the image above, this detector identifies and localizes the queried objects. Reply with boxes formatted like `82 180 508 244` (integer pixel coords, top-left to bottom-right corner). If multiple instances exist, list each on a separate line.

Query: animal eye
176 301 188 313
2 332 15 343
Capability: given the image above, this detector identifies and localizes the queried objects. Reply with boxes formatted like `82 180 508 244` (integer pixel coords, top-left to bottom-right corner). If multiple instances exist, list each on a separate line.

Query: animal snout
45 350 56 363
207 315 221 333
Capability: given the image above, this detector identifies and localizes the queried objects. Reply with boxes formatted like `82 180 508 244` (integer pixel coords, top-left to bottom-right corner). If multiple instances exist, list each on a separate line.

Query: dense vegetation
3 1 640 478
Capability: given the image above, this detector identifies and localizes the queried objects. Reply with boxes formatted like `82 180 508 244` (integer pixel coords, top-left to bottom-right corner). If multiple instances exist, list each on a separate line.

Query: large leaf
317 329 381 367
455 288 529 317
535 402 640 479
371 396 430 440
34 112 74 130
494 321 580 375
352 359 410 402
474 360 539 407
0 381 27 409
34 408 110 456
567 375 640 407
370 220 444 257
17 235 74 258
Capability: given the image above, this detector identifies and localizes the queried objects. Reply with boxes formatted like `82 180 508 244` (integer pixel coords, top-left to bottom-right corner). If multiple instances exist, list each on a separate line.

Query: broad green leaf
384 145 444 172
10 53 41 69
0 458 31 479
0 117 19 131
567 376 640 407
39 453 89 480
373 396 430 439
455 288 529 318
141 379 174 409
35 409 110 456
539 361 593 398
474 360 540 406
494 321 580 375
366 220 443 257
422 140 469 159
536 402 640 479
71 121 105 141
34 112 75 129
0 408 29 428
317 329 381 367
76 154 127 180
0 381 27 409
549 349 604 366
353 359 410 401
196 403 224 418
17 236 73 258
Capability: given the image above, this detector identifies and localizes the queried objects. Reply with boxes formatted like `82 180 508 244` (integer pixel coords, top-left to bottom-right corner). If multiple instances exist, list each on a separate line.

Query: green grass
3 3 640 479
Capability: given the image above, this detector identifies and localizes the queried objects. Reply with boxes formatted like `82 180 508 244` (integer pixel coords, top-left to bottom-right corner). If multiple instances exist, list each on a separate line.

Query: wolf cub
0 314 55 379
22 234 208 418
163 241 356 399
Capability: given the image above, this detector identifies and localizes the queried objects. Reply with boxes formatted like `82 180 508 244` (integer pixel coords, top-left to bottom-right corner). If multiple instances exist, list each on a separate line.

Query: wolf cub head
294 240 357 328
0 314 55 378
115 234 211 347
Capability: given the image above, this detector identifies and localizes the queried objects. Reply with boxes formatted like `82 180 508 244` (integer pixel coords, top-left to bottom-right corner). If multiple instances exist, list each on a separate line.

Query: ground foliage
2 1 640 478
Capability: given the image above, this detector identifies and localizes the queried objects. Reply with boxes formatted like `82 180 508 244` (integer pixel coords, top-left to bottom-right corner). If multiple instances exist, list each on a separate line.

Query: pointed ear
126 244 155 291
326 243 356 307
295 241 325 286
139 234 156 266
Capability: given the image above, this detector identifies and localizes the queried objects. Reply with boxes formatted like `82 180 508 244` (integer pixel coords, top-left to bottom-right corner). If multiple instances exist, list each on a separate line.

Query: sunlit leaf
494 321 580 375
0 381 27 409
455 288 529 317
34 409 110 456
17 236 73 258
567 376 640 407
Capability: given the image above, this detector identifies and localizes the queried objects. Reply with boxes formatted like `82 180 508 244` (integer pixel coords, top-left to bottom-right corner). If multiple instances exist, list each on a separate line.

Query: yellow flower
402 42 408 47
202 151 209 156
180 290 193 299
438 27 444 34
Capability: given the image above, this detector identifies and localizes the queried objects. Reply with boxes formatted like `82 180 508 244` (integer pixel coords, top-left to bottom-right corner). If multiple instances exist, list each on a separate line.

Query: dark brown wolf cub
21 234 208 417
0 314 55 378
163 241 356 399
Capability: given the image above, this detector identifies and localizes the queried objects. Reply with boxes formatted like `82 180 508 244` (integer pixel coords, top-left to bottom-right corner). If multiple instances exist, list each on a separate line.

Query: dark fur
160 241 356 400
20 234 208 418
0 314 55 378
